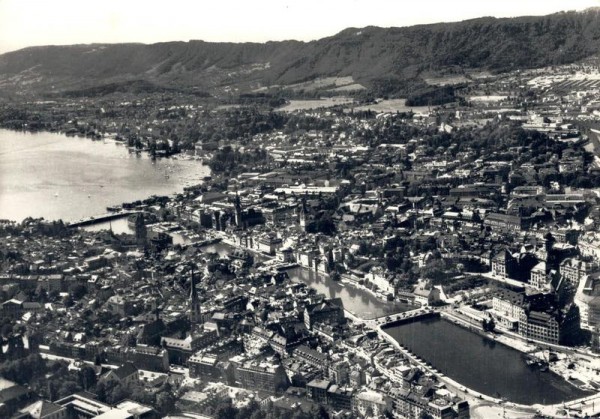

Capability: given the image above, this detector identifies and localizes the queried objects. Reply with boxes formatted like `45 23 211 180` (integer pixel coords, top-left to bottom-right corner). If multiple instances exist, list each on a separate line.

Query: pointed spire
234 192 243 228
189 266 198 301
189 266 202 326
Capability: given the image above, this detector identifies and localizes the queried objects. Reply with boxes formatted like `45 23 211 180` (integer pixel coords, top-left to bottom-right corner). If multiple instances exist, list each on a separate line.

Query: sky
0 0 599 54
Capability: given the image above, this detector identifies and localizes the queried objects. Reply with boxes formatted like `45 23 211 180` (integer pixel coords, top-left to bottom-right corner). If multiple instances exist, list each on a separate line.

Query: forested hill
2 8 600 97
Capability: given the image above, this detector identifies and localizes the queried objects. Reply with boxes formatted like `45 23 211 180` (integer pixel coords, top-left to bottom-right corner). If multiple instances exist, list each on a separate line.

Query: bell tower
234 193 243 228
189 267 202 327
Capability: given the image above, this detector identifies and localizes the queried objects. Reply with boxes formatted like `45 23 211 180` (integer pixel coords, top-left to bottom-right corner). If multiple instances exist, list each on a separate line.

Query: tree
130 383 155 405
79 365 97 391
488 318 495 332
57 380 80 399
95 381 108 402
482 318 495 332
69 283 87 300
155 390 176 415
0 353 47 384
304 405 329 419
235 400 260 419
215 400 238 419
104 382 130 404
1 323 12 337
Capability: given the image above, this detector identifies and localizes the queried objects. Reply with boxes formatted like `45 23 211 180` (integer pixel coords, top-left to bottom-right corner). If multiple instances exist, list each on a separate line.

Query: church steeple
299 197 308 231
134 212 147 247
189 267 202 326
234 193 243 228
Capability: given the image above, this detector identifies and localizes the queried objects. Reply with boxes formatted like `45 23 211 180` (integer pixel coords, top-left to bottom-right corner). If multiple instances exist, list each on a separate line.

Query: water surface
384 317 591 405
0 129 209 222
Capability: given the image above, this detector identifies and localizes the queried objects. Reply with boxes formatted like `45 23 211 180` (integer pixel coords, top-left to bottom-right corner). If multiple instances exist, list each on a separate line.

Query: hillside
2 8 600 97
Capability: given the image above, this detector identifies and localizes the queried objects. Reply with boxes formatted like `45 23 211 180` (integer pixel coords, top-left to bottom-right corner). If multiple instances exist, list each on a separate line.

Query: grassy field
277 97 355 112
424 75 470 86
468 95 508 102
348 99 431 114
287 76 356 91
254 76 365 94
329 83 366 92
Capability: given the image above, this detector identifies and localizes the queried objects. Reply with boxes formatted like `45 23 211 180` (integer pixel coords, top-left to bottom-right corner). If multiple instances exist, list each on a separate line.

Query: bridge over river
67 211 138 228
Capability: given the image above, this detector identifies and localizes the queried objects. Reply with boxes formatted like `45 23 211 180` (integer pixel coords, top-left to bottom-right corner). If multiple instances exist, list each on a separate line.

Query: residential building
13 401 67 419
304 298 345 330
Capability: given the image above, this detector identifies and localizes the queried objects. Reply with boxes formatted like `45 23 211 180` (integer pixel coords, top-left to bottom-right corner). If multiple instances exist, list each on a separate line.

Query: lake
383 317 591 405
0 129 210 222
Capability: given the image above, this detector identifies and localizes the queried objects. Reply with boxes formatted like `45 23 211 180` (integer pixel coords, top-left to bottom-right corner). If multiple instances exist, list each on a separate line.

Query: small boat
54 192 59 197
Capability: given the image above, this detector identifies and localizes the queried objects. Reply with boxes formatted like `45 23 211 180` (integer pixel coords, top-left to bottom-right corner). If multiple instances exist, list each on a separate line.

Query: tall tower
214 211 221 231
189 267 202 327
134 213 147 246
234 193 243 228
299 197 308 231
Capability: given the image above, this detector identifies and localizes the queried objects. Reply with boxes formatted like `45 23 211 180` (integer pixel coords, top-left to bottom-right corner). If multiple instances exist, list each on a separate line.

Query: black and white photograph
2 1 600 417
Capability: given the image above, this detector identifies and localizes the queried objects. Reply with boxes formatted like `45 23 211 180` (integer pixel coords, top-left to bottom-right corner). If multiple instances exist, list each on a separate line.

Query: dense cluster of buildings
6 58 600 418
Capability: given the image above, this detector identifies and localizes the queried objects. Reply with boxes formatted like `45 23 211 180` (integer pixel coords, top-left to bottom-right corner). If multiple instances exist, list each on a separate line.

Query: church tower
299 197 308 231
189 268 202 327
134 213 147 247
234 193 243 228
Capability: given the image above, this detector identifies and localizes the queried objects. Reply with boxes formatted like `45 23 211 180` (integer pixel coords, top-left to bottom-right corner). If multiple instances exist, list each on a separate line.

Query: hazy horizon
1 0 599 55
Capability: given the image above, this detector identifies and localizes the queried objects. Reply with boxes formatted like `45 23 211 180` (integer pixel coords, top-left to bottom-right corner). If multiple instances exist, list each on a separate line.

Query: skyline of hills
2 8 600 97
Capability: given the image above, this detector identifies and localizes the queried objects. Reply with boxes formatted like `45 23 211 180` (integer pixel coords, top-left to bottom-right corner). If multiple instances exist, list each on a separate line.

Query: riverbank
378 321 523 407
445 307 600 393
380 311 599 415
209 232 411 320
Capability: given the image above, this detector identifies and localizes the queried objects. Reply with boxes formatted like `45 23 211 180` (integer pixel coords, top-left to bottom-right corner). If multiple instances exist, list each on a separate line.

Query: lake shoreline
0 129 210 223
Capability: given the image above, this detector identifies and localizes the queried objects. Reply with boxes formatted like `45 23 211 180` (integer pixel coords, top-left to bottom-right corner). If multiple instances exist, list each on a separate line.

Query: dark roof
19 400 64 418
493 288 525 306
0 382 29 403
112 362 138 380
306 298 344 314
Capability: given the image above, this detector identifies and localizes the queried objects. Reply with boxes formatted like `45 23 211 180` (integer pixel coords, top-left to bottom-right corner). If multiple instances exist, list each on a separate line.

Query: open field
553 78 600 92
424 75 470 85
468 71 495 80
469 95 508 102
328 83 366 92
348 98 431 113
277 97 355 112
287 76 357 91
253 76 365 94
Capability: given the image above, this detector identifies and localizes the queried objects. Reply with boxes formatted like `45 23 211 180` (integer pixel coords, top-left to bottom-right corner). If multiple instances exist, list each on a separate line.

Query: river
4 130 583 405
286 267 413 319
383 316 591 405
0 129 210 222
201 242 413 319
